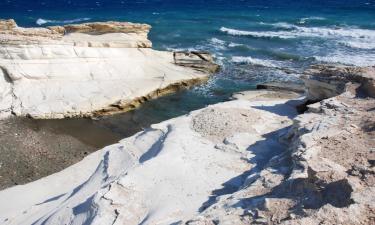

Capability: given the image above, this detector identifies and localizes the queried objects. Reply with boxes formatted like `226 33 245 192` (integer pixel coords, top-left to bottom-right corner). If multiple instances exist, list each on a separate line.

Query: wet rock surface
174 51 221 74
256 82 305 94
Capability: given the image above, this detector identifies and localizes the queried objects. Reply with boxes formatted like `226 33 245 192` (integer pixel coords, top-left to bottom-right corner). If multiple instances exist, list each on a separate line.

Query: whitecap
208 38 227 50
220 27 296 39
314 54 375 66
295 26 375 40
299 16 326 24
259 22 297 29
36 17 91 26
228 42 243 47
231 56 279 68
36 18 49 25
220 26 375 42
339 40 375 50
210 38 226 45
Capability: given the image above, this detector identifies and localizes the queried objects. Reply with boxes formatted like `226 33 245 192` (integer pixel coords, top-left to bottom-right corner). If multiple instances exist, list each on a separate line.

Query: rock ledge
0 19 218 119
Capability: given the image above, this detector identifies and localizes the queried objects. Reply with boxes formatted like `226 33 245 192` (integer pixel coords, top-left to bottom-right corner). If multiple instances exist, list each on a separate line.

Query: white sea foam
220 27 296 39
210 37 226 45
259 22 297 29
228 42 243 47
36 18 91 26
220 26 375 43
231 56 279 68
339 40 375 50
36 18 49 25
299 16 326 24
208 38 227 50
314 54 375 66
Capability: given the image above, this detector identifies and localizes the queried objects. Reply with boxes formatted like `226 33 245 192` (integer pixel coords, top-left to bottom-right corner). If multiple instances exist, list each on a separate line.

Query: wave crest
314 54 375 66
220 26 375 42
36 18 91 26
231 56 279 68
299 16 326 24
220 27 294 39
339 40 375 50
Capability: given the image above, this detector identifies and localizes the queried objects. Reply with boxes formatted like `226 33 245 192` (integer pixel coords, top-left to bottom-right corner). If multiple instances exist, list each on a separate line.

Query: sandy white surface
0 44 206 119
0 97 298 225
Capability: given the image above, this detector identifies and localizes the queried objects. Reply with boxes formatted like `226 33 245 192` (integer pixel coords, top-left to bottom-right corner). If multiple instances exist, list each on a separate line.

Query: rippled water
2 0 375 97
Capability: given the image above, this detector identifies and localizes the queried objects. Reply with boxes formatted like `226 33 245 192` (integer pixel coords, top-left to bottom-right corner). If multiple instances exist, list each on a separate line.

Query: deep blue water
1 0 375 120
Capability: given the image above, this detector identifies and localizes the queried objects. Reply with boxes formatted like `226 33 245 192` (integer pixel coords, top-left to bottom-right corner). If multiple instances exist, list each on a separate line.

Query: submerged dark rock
173 51 221 74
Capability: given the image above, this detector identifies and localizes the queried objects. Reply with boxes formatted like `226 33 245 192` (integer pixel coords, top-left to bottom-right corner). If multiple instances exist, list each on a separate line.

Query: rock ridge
186 64 375 225
0 19 152 47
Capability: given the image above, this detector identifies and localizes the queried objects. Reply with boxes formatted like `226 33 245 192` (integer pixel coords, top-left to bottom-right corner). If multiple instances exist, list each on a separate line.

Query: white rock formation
185 65 375 225
0 19 217 119
0 96 298 225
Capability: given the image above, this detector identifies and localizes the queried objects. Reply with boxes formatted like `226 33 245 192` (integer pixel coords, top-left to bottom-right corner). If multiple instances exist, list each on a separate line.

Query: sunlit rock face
0 19 217 119
302 64 375 101
0 96 297 225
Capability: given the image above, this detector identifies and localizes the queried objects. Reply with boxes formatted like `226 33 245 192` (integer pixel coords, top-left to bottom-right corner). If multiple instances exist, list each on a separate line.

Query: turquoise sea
1 0 375 133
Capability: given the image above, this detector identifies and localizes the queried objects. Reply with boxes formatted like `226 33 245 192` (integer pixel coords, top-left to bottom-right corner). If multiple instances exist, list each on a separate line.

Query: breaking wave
339 40 375 50
298 16 326 24
228 42 244 47
210 37 226 45
36 18 91 26
231 56 280 68
208 38 227 50
220 27 292 39
220 26 375 41
314 54 375 66
259 22 297 29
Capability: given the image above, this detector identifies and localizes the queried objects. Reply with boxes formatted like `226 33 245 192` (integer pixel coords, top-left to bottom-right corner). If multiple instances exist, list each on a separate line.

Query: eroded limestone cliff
0 19 218 119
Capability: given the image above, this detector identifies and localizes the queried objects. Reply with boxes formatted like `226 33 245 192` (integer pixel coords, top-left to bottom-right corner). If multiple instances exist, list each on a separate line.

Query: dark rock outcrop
303 64 375 101
256 82 305 94
173 51 220 74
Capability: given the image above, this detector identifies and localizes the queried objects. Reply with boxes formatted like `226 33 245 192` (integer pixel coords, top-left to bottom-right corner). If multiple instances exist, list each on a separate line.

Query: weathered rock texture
1 20 374 223
0 19 151 47
0 19 218 119
303 64 375 101
185 65 375 225
174 51 220 73
0 65 373 225
0 96 297 225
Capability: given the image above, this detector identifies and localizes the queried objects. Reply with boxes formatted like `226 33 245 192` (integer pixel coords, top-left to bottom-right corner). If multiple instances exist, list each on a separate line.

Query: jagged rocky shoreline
187 65 375 225
0 64 373 225
0 19 374 225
